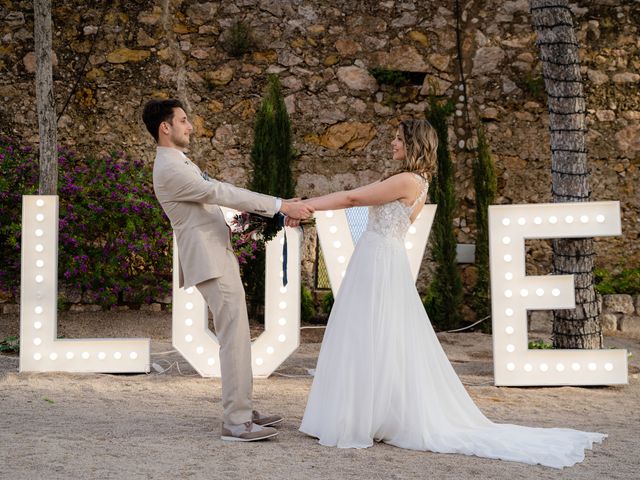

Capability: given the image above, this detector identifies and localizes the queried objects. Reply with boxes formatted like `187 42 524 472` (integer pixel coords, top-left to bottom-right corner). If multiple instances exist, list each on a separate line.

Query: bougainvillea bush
0 138 172 308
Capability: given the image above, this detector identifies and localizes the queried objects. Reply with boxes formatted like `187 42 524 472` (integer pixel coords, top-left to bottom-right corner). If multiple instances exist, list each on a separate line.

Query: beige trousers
196 250 253 425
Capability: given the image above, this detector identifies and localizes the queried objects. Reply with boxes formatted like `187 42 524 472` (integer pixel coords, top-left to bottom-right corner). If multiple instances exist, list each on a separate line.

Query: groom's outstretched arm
156 162 313 219
156 161 278 215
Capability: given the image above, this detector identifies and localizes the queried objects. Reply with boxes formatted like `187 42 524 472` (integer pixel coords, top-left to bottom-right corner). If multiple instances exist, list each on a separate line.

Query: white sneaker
221 421 279 442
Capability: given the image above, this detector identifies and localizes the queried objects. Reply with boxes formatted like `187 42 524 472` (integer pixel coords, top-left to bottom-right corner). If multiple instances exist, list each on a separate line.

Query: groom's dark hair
142 98 185 142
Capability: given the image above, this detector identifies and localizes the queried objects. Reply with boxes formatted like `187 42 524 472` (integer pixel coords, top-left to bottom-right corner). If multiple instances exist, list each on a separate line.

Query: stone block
615 124 640 153
587 69 608 85
612 72 640 84
420 76 451 96
428 53 450 71
472 46 506 75
622 111 640 121
595 109 615 122
318 122 376 150
602 294 634 314
480 107 499 121
336 66 377 93
140 303 162 312
374 45 429 72
618 315 640 335
409 30 429 47
601 313 618 334
205 67 234 86
106 48 150 64
186 2 219 25
528 311 552 333
6 11 25 26
69 304 102 313
318 109 346 125
278 51 303 67
334 39 361 56
2 304 20 314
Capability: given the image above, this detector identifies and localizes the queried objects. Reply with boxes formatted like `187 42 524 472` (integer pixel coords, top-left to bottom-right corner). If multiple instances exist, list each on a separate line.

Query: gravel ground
1 311 638 480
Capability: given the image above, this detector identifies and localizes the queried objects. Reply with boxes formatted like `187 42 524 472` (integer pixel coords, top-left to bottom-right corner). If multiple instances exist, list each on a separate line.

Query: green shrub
244 75 295 321
321 291 334 315
594 268 640 295
423 97 463 331
224 21 255 57
301 285 316 323
0 138 172 307
471 126 497 331
368 68 413 87
0 335 19 353
519 73 545 102
528 339 553 349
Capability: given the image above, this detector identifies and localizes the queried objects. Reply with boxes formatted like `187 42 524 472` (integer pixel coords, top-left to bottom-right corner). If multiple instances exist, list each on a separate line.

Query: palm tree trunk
530 0 602 349
34 0 57 195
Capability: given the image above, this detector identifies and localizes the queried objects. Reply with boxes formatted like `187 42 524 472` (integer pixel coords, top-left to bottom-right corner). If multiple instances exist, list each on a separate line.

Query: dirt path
1 311 638 479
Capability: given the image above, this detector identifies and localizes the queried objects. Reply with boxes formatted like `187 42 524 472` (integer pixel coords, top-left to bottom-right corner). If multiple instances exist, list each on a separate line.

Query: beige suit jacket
153 146 278 288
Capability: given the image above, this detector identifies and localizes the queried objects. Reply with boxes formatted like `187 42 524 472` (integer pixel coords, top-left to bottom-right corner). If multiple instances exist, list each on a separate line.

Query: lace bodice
365 173 429 240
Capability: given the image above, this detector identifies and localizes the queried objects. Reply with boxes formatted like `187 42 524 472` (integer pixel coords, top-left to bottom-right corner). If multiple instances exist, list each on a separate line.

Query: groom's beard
170 132 190 149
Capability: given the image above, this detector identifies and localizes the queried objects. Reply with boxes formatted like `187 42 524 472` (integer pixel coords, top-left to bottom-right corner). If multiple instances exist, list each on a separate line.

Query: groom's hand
280 199 314 220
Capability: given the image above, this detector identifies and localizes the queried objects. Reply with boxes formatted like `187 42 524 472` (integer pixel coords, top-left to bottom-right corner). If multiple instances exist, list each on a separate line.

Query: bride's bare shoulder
385 171 425 185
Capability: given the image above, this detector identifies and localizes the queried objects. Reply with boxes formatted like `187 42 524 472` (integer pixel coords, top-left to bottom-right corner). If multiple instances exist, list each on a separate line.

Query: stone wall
1 0 638 301
601 293 640 336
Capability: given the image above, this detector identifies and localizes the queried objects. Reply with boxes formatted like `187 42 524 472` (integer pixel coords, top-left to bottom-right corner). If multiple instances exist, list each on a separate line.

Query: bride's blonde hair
385 119 438 182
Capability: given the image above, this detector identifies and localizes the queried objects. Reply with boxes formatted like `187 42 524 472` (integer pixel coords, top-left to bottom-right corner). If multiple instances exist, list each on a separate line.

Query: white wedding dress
300 175 605 469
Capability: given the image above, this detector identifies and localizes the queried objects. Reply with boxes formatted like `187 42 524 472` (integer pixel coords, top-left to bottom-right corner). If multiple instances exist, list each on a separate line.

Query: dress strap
409 173 429 210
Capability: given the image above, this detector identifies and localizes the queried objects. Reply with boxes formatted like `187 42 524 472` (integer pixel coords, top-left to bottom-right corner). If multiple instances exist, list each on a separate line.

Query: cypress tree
250 75 294 198
423 97 463 331
471 126 497 331
246 75 295 320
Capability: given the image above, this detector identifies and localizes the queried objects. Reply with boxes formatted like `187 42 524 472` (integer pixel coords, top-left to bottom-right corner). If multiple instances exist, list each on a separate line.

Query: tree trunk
34 0 57 195
530 0 602 349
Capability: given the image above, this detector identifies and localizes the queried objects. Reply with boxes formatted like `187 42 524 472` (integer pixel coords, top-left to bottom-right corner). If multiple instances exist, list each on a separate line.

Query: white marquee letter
20 196 150 373
489 201 627 386
315 206 437 295
172 208 301 378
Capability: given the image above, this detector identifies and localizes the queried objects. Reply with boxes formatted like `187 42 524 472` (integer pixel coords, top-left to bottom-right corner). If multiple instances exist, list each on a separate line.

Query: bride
297 119 606 469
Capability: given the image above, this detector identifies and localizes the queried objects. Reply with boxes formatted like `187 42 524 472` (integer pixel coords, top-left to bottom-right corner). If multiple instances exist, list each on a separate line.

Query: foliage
368 68 414 87
230 212 277 266
519 73 546 102
231 231 259 266
321 291 334 315
423 97 463 331
0 335 19 354
0 142 38 294
301 285 316 323
594 268 640 295
224 21 255 57
250 75 295 198
0 138 172 308
243 75 296 320
528 339 553 349
471 126 497 332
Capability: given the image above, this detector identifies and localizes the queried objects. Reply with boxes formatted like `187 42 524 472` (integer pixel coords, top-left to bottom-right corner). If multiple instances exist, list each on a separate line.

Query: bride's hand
285 217 301 228
280 199 314 219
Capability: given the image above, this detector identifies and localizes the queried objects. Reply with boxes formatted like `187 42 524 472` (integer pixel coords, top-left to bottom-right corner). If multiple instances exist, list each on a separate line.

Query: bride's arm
304 173 415 211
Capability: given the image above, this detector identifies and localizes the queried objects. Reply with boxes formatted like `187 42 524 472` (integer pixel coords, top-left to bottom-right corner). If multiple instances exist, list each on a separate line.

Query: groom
142 99 313 441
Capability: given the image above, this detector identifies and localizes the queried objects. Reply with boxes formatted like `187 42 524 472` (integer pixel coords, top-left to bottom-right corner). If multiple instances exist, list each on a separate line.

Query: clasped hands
279 198 313 227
